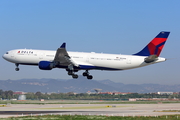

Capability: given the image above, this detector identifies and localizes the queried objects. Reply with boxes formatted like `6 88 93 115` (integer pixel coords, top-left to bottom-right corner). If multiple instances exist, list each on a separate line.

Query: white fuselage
3 49 166 71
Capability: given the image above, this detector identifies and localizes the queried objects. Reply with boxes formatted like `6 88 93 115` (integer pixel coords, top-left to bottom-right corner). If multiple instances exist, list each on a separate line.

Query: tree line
0 90 15 99
0 90 179 100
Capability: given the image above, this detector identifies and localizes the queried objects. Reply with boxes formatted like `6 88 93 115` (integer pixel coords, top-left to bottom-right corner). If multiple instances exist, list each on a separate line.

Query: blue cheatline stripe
19 63 122 71
57 65 122 70
18 63 38 65
78 65 121 70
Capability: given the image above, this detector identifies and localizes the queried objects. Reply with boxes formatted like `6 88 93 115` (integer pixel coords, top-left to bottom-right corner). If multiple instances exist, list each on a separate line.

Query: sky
0 0 180 85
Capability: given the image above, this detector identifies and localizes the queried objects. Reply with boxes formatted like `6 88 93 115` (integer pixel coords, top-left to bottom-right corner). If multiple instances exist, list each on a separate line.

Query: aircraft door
86 55 89 62
39 52 44 59
126 57 131 64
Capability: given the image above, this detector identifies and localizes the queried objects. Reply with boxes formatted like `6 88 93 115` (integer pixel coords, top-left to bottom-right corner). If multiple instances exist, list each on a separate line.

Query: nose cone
2 54 6 60
2 54 9 61
3 51 16 63
2 52 11 61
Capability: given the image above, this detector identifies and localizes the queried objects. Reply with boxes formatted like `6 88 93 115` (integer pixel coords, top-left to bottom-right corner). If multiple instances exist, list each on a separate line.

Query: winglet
134 31 170 57
60 43 66 48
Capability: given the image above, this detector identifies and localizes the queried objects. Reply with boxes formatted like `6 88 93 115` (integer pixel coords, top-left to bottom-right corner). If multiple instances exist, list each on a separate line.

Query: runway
0 103 180 118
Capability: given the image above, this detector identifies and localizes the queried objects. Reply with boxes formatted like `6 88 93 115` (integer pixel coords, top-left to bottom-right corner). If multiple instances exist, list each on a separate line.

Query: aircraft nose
2 53 10 61
2 54 7 60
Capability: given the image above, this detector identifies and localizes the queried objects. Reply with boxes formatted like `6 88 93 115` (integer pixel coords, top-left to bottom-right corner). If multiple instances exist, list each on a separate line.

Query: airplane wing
144 55 158 63
54 43 79 67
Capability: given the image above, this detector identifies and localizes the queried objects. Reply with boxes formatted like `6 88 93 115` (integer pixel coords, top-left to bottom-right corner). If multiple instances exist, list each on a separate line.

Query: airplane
2 31 170 79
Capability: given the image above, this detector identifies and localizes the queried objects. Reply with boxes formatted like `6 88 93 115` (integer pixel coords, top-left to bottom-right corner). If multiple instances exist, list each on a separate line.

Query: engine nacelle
39 61 54 70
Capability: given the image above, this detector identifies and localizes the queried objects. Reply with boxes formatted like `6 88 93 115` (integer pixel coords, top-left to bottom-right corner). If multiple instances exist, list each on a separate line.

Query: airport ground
0 100 180 118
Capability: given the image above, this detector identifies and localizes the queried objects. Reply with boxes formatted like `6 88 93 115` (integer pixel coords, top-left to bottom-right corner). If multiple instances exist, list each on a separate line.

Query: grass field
1 115 180 120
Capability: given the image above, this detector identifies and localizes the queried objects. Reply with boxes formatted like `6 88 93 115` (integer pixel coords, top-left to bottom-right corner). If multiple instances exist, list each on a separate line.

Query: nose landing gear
15 63 19 71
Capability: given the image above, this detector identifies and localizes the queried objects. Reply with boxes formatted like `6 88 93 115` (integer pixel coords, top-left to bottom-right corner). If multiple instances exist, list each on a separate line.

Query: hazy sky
0 1 179 85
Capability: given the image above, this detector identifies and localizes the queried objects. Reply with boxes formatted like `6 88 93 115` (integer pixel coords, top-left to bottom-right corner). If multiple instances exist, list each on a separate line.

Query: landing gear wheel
83 70 93 79
15 63 19 71
83 70 89 76
72 74 78 79
68 71 73 75
15 68 19 71
87 75 93 80
67 64 78 79
83 72 88 76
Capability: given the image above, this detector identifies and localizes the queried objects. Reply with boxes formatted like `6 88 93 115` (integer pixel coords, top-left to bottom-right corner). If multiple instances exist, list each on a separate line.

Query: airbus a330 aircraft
3 31 170 79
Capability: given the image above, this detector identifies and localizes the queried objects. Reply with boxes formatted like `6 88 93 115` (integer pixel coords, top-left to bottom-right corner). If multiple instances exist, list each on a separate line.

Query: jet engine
38 61 54 70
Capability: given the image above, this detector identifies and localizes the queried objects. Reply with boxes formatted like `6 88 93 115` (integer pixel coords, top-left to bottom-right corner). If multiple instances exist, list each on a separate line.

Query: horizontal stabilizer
144 55 158 63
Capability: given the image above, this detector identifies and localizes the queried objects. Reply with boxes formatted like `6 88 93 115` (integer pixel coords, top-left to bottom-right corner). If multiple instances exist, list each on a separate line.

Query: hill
0 76 179 93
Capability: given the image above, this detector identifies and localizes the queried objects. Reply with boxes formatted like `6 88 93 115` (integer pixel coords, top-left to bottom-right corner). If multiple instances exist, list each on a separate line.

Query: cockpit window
6 52 9 54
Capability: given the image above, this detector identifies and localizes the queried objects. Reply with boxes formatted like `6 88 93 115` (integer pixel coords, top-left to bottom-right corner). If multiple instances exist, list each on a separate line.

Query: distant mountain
0 77 179 93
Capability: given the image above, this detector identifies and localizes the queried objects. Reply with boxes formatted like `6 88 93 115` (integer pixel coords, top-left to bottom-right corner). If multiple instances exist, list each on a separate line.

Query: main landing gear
66 64 79 79
66 69 93 80
67 70 78 79
82 70 93 80
15 63 19 71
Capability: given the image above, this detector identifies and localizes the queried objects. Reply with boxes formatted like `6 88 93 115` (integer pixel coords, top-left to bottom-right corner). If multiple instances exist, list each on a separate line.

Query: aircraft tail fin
134 31 170 57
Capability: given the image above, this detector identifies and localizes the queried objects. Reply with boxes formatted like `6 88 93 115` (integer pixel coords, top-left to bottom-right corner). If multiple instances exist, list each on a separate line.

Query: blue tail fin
134 31 170 56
